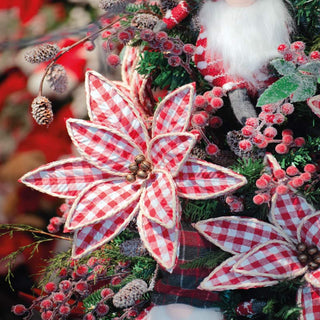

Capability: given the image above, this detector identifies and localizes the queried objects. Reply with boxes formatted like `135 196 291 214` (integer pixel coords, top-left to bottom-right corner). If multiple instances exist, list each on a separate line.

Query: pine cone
119 238 148 257
31 96 53 126
190 146 207 160
24 43 59 64
131 14 160 30
46 64 68 94
99 0 128 15
113 279 148 308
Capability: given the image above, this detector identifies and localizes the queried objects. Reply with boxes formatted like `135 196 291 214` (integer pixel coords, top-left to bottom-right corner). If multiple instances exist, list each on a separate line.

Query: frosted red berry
106 54 121 67
155 31 168 42
75 281 88 294
291 177 304 188
304 164 317 174
277 44 288 53
286 166 299 176
59 305 71 315
263 127 277 138
261 104 276 113
12 304 27 316
44 282 56 293
205 143 219 156
273 169 286 180
168 56 181 67
291 41 305 51
245 117 259 128
208 116 223 128
210 97 224 109
284 53 293 61
40 299 53 310
194 95 207 109
310 51 320 60
183 44 195 55
161 39 175 51
253 194 265 205
282 129 293 136
300 172 311 181
53 292 66 303
118 31 132 44
84 41 95 51
211 86 224 97
76 265 89 277
241 126 255 137
256 178 269 189
276 184 289 195
140 29 155 41
275 143 288 154
191 112 209 127
282 134 294 145
84 312 96 320
41 310 53 320
96 303 110 316
111 276 122 286
239 140 253 151
59 280 72 292
101 288 114 298
253 133 265 145
294 137 305 147
281 103 294 115
261 174 272 183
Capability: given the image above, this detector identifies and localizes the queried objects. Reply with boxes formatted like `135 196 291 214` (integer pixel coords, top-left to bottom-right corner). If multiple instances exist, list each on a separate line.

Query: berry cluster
190 87 225 156
238 102 305 154
253 163 317 205
278 41 320 65
225 195 244 213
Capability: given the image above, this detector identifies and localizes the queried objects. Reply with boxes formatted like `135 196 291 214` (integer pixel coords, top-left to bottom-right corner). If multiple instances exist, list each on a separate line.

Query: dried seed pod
135 154 145 164
131 13 159 30
126 173 136 183
308 261 319 270
119 238 148 257
298 253 308 264
113 279 148 308
308 245 318 256
24 43 59 64
140 160 152 172
46 64 68 93
31 96 53 126
136 170 148 179
129 163 139 173
297 242 307 253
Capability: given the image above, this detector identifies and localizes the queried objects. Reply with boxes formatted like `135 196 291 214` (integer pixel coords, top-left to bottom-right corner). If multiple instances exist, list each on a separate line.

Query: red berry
96 303 110 316
75 281 88 294
261 174 272 183
183 44 195 55
208 116 223 128
284 53 293 61
84 41 95 51
205 143 219 156
294 137 305 147
282 134 294 145
264 114 275 124
225 196 236 204
304 164 317 174
286 165 299 176
12 304 27 316
239 140 253 152
191 112 209 127
276 184 289 195
300 172 311 181
241 126 255 137
263 127 277 138
44 282 56 293
59 280 72 292
140 29 154 41
310 51 320 60
93 264 106 275
282 129 293 136
296 55 308 65
253 194 265 205
87 257 98 267
275 143 289 154
127 310 138 318
155 31 168 42
111 276 122 286
161 39 175 51
41 310 53 320
211 86 224 97
245 117 259 128
47 223 59 233
59 305 71 315
291 177 304 188
53 292 66 303
257 140 268 149
84 313 96 320
117 31 132 43
101 30 113 38
253 133 265 145
168 56 181 67
172 45 183 55
256 178 269 189
278 44 288 53
261 104 276 113
273 169 286 180
59 267 68 277
210 97 224 109
106 54 121 67
194 95 207 109
291 41 305 51
274 113 285 124
101 288 114 299
40 299 53 310
76 265 89 277
281 103 294 115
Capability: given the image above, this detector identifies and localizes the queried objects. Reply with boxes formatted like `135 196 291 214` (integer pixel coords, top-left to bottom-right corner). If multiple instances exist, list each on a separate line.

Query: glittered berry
278 43 288 53
155 31 168 42
253 133 265 145
205 143 219 156
106 54 121 67
310 51 320 60
274 113 285 124
304 164 317 174
208 116 223 128
263 127 277 138
257 140 268 149
245 117 259 128
75 281 88 294
291 41 305 51
282 129 293 136
273 169 286 180
12 304 28 316
96 303 110 316
261 104 276 113
241 125 255 137
111 276 122 286
239 140 252 152
282 134 293 145
87 257 98 267
276 184 289 195
101 287 114 298
53 292 66 303
59 267 68 277
168 56 181 67
296 55 308 65
171 44 183 55
84 41 95 51
194 95 207 109
256 178 269 189
286 165 299 176
264 114 275 124
117 31 132 44
84 312 96 320
191 111 209 127
211 86 224 97
47 223 59 233
210 97 224 109
253 194 265 205
281 103 294 115
275 143 288 154
41 310 53 320
140 29 154 41
59 305 71 315
102 30 113 38
183 44 195 55
44 282 56 293
161 39 175 51
59 280 72 292
291 177 304 188
76 265 89 277
40 299 53 310
294 137 305 147
300 172 311 181
284 53 293 61
261 174 272 183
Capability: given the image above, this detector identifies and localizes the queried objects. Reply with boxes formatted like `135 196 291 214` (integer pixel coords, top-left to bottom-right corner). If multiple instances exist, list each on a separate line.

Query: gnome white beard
199 0 293 84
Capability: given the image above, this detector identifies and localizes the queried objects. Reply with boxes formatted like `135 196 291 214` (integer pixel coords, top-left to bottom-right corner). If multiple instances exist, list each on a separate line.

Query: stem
38 14 130 96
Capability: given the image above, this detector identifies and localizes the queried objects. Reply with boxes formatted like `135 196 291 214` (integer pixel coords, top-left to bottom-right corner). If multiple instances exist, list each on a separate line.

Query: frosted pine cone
190 146 207 160
119 238 148 257
24 43 59 64
31 96 53 126
113 279 148 308
46 64 68 93
131 14 160 30
99 0 129 15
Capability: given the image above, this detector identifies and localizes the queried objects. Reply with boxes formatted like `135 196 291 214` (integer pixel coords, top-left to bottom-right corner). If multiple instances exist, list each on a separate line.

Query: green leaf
257 74 300 106
318 77 320 84
298 61 320 75
271 58 296 75
291 75 317 102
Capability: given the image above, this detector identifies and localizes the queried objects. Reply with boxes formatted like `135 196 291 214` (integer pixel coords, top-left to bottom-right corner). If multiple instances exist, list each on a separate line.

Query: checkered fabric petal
298 212 320 248
152 84 195 137
137 209 181 271
269 192 315 242
305 269 320 289
113 81 132 101
20 157 111 199
65 178 142 230
148 133 195 177
140 170 178 228
86 71 149 151
297 284 320 320
200 253 278 291
234 240 305 280
67 119 143 175
121 46 139 87
175 158 247 199
194 216 286 255
264 153 281 173
72 200 140 259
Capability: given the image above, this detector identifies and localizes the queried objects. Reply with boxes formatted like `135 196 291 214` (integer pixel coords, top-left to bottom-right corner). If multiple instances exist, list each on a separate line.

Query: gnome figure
158 0 293 124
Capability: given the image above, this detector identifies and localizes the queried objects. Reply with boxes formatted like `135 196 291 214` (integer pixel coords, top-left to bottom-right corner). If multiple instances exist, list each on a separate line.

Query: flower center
126 154 152 183
296 242 320 270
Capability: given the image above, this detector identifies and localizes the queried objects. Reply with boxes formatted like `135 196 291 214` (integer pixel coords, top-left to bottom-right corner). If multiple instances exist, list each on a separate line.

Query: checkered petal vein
67 119 142 175
298 212 320 249
305 269 320 289
175 158 247 199
72 200 139 259
140 170 177 228
152 84 195 137
65 178 142 230
297 284 320 320
20 157 111 198
86 70 149 151
234 240 304 279
194 217 286 255
149 133 195 177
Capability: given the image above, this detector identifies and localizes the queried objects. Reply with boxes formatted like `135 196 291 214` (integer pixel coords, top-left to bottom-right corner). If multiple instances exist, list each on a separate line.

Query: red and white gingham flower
194 154 320 320
20 70 246 271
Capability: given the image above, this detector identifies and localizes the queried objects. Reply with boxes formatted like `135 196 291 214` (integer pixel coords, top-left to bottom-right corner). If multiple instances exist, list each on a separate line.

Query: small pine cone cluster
46 64 68 94
131 14 160 30
99 0 129 15
119 238 148 257
31 96 53 126
112 279 148 308
190 146 207 160
24 43 59 64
